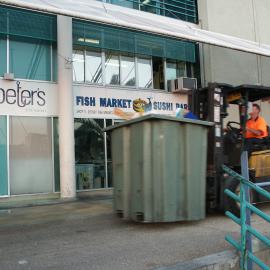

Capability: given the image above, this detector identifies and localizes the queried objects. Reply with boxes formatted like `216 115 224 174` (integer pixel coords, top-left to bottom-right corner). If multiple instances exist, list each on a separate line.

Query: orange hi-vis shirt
246 116 268 139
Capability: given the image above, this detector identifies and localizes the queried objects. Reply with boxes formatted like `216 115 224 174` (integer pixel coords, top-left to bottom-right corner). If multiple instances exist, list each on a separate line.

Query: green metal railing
223 151 270 270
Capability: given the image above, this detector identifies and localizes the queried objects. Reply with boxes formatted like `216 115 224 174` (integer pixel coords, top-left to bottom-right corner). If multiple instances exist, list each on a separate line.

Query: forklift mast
192 83 270 212
193 83 230 210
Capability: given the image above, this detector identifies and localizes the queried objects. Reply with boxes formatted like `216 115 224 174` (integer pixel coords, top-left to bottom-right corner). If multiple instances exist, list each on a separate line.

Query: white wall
198 0 270 87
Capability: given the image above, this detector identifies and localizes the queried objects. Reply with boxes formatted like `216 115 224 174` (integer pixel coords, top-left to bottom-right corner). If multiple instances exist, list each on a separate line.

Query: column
57 15 76 199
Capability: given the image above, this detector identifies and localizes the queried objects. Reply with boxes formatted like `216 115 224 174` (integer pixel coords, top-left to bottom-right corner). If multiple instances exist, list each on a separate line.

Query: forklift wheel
224 177 241 217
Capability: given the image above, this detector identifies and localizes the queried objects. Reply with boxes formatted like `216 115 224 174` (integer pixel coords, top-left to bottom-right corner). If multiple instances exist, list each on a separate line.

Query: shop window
152 57 164 90
0 36 7 76
120 55 135 86
105 52 120 85
9 37 52 81
9 117 54 195
138 57 152 88
73 49 85 82
0 116 8 196
75 119 106 190
85 49 102 84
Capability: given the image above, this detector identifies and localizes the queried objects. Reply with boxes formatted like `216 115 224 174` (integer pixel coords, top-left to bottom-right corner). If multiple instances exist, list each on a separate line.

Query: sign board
0 80 58 117
0 80 189 119
74 85 189 119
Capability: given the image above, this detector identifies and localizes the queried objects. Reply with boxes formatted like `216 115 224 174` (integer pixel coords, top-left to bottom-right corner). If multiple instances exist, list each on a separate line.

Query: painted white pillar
57 15 76 199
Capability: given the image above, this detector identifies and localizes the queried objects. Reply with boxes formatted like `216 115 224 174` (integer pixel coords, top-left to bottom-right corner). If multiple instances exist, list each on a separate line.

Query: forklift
193 83 270 216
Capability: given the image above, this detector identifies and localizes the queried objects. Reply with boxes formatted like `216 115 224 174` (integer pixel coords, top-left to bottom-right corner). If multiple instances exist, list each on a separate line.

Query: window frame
72 47 192 92
0 34 56 82
120 54 136 88
137 55 153 89
73 48 85 83
104 51 121 86
85 48 103 85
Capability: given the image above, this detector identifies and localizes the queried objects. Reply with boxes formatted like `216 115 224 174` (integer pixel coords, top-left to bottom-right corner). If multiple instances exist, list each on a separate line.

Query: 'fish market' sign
74 85 188 119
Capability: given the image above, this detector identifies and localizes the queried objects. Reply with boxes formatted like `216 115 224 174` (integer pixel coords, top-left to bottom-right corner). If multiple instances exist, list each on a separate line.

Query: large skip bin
105 114 213 222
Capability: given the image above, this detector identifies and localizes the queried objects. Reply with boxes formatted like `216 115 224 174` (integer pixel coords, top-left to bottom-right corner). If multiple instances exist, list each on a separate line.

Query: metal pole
241 151 252 270
241 92 252 270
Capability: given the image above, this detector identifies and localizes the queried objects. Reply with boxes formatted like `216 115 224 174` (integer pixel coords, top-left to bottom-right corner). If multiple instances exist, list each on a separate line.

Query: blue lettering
107 99 112 107
84 97 89 106
99 98 132 108
153 102 173 111
76 96 84 106
89 97 96 106
100 98 107 107
127 100 132 108
176 103 189 109
112 99 117 107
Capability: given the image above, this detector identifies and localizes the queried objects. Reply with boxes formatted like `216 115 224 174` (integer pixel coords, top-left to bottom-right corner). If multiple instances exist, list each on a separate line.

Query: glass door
75 118 106 190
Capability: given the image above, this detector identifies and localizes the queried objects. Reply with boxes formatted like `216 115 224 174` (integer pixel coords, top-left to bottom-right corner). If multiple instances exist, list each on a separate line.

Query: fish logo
133 98 152 113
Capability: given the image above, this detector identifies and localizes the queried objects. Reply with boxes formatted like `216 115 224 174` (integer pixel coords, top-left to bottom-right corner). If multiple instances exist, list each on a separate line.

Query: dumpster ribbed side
183 124 207 220
111 127 131 218
111 117 210 222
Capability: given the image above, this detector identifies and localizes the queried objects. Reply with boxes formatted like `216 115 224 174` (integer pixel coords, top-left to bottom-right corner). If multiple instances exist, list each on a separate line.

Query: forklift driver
245 103 268 155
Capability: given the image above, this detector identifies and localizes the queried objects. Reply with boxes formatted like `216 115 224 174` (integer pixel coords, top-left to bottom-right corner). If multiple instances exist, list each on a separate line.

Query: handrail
223 151 270 270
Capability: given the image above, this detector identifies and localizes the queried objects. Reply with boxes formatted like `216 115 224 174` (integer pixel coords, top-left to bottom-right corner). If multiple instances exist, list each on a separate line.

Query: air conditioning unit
168 77 197 93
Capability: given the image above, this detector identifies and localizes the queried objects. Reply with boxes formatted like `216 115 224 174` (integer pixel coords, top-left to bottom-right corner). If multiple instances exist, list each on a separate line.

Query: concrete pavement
0 199 269 270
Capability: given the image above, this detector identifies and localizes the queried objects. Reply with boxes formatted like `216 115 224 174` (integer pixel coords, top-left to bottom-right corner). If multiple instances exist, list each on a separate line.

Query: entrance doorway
74 118 118 190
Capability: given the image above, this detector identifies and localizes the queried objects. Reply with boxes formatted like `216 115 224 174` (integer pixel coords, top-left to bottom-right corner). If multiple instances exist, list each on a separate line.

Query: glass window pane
166 60 186 81
105 53 120 85
9 117 53 195
153 57 164 90
9 37 51 81
176 61 186 77
110 0 137 9
85 50 102 84
0 116 8 196
138 57 152 88
121 56 135 86
0 36 7 76
75 119 106 190
73 50 84 82
166 61 177 81
140 0 160 15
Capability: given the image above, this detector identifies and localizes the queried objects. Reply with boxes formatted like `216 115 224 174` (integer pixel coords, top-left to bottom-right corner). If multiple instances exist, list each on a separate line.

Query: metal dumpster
105 114 213 222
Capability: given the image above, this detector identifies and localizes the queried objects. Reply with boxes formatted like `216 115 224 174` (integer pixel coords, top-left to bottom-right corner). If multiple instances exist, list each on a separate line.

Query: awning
1 0 270 57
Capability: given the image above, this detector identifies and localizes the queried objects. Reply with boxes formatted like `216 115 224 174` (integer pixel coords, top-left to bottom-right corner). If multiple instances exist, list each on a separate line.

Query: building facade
0 2 198 199
0 0 269 202
198 0 270 123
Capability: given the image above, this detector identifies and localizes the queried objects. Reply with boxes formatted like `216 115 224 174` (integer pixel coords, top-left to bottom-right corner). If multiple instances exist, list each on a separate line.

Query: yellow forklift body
249 150 270 177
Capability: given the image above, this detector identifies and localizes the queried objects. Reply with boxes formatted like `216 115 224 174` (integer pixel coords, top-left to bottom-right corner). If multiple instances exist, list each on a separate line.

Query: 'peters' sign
0 80 58 116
